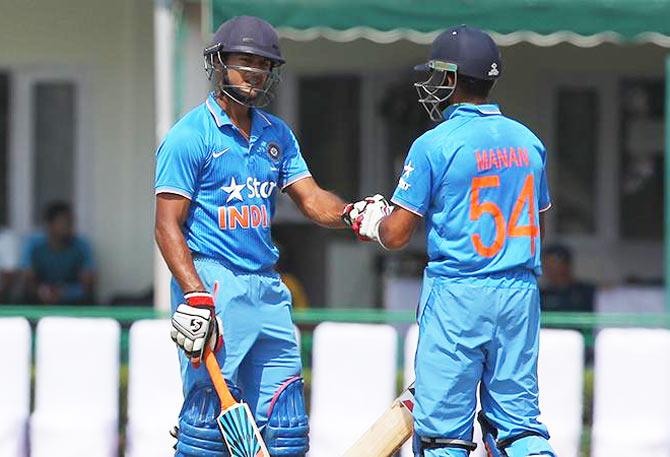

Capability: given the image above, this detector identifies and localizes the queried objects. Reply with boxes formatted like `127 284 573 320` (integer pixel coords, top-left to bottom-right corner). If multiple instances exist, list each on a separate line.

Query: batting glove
342 194 393 244
170 291 223 366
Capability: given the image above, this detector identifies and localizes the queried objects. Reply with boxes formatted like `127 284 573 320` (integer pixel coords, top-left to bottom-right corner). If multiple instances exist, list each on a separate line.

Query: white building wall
277 38 667 285
3 0 664 303
0 0 155 302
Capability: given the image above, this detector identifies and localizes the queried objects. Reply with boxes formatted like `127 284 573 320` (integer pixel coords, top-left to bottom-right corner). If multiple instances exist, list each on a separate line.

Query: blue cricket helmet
205 15 284 65
415 25 501 80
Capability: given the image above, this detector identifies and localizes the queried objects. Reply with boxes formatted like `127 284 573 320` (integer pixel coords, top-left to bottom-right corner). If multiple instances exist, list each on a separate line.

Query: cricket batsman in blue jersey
154 16 348 457
344 25 556 457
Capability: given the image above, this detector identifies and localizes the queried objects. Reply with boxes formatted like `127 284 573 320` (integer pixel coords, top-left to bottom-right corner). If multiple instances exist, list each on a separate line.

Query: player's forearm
379 218 411 250
378 209 417 250
300 189 348 228
155 221 205 293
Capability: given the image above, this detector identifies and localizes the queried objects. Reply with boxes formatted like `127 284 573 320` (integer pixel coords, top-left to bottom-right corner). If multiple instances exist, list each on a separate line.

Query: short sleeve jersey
20 233 95 283
391 104 551 277
155 94 311 272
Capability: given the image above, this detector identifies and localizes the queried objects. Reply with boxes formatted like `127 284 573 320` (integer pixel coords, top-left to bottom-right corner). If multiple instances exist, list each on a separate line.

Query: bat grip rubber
204 348 237 410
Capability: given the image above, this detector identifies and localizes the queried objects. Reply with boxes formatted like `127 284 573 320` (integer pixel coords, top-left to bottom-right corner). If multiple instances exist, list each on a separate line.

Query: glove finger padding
345 194 393 244
171 301 221 365
343 195 391 241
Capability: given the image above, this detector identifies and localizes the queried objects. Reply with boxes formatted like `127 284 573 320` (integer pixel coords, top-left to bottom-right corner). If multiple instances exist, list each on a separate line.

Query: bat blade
341 383 415 457
204 349 270 457
217 400 271 457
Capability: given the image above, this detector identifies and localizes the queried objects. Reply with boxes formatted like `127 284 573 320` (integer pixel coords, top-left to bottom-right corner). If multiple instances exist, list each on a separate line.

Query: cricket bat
341 383 415 457
204 347 271 457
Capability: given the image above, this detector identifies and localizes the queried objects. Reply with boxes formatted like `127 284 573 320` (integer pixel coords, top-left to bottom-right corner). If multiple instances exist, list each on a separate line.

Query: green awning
212 0 670 46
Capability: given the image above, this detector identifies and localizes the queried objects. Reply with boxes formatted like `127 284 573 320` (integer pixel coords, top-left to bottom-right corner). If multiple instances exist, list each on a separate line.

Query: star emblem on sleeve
402 161 415 178
221 177 245 202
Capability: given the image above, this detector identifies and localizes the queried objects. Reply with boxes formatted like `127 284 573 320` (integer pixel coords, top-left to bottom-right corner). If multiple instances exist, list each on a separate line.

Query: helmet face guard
204 48 282 108
414 60 458 122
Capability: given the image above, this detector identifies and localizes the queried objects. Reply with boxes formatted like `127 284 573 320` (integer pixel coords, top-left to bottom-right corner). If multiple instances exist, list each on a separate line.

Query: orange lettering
509 147 520 167
496 148 509 168
475 150 489 172
218 207 227 229
519 147 530 167
250 205 262 227
488 149 500 169
229 206 250 229
470 176 505 257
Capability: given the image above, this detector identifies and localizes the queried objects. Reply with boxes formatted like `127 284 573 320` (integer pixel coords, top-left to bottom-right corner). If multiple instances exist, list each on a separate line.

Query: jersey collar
206 93 273 132
442 103 501 121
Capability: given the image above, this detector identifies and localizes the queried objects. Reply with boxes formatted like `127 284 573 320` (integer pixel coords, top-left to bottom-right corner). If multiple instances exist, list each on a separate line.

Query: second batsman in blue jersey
155 16 349 457
344 26 556 457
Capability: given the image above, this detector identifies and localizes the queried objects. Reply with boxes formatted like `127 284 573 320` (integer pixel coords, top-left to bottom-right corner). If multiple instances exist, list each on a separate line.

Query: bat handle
204 347 237 410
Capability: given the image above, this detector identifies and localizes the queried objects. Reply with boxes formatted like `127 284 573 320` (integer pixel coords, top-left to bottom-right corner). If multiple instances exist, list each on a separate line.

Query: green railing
2 306 670 328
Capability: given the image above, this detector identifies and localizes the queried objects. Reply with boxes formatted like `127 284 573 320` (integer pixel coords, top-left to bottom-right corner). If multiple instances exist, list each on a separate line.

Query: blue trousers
414 269 551 457
171 257 302 427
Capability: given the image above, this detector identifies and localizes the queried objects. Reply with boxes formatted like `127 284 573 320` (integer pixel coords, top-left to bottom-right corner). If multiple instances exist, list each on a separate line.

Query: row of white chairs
2 317 668 457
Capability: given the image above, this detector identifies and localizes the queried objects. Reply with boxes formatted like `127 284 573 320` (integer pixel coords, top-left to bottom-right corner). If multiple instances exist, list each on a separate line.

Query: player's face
224 53 273 99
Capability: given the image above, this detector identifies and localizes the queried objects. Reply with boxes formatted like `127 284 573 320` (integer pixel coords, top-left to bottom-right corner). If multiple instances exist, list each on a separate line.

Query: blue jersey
391 104 551 277
155 94 311 272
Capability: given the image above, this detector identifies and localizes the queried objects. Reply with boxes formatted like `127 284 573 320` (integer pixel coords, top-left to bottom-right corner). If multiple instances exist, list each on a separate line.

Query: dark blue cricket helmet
205 15 284 65
203 16 284 107
415 25 501 80
414 25 501 121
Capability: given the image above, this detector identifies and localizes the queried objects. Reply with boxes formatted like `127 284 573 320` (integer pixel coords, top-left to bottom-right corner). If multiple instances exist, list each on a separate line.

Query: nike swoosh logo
212 147 230 158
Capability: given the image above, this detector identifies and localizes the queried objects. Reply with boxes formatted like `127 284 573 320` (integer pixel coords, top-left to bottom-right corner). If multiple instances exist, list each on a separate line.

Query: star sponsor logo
221 176 277 203
402 161 414 178
398 161 414 190
221 177 245 202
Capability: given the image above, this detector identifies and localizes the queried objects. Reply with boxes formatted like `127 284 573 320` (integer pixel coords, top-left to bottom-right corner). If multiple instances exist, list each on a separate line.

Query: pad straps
419 436 478 452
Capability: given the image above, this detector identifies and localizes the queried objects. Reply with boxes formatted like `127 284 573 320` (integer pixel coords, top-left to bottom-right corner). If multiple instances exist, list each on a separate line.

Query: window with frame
0 73 8 226
553 88 599 235
32 82 76 224
619 79 664 240
297 75 360 200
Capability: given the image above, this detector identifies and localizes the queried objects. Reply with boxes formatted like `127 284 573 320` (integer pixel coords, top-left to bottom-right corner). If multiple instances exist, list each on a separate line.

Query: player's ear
447 72 456 86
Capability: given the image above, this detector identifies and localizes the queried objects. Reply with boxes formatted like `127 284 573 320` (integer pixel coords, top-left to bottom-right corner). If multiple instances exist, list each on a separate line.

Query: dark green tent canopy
211 0 670 45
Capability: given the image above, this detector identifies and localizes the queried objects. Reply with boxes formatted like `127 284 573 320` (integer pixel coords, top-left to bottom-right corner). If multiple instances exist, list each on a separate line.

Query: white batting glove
170 291 223 366
343 194 393 245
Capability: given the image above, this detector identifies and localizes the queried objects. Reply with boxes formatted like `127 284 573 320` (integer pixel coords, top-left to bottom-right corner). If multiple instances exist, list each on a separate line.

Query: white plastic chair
309 322 398 457
537 329 584 457
30 317 120 457
591 328 670 457
125 319 183 457
0 317 31 457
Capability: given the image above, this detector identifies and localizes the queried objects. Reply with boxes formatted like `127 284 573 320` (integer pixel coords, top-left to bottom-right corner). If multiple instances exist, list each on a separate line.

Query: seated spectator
540 244 595 312
0 227 20 303
20 202 95 305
